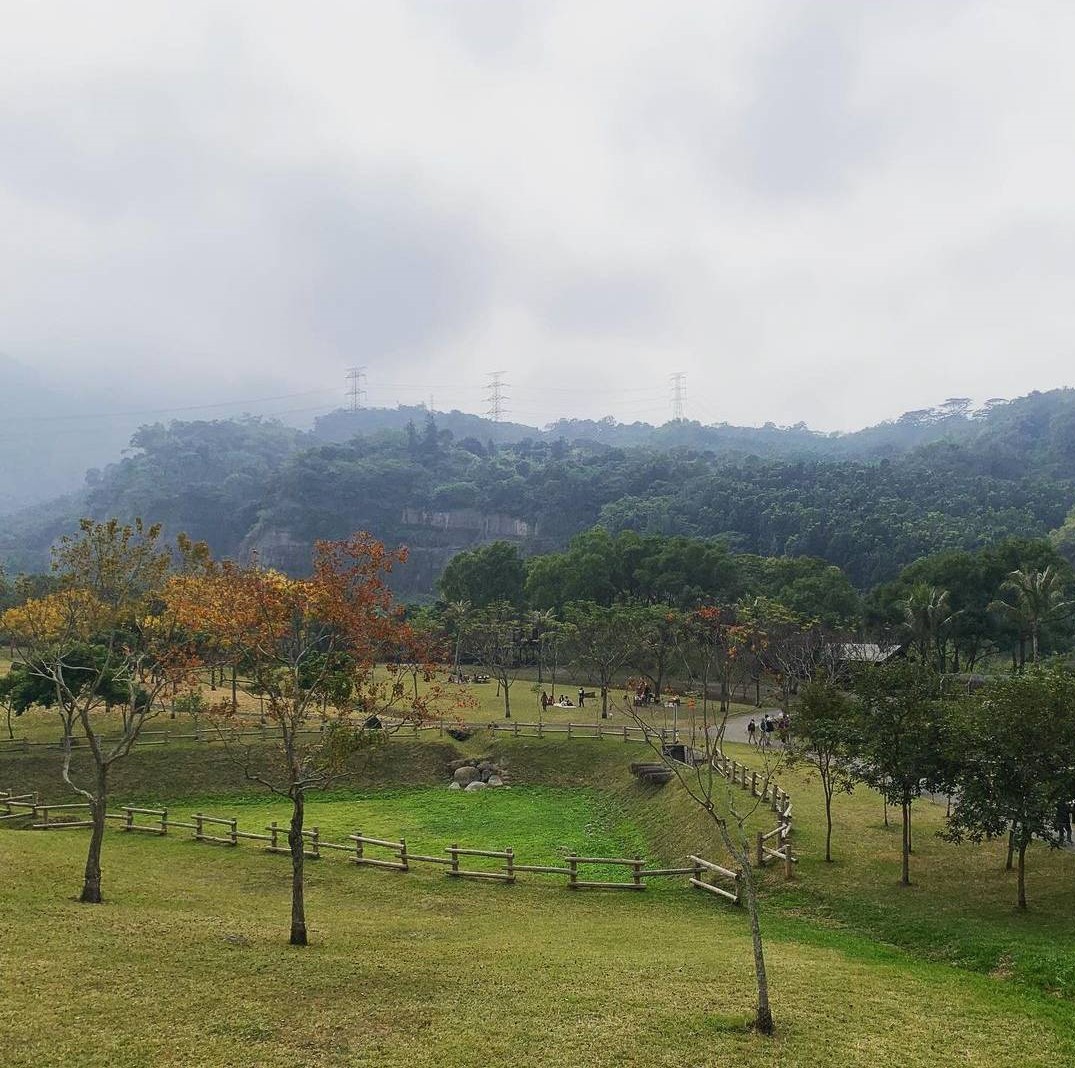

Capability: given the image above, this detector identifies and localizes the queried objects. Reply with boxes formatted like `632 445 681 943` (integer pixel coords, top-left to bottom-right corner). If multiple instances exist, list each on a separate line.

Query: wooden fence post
400 838 409 873
623 725 629 742
124 807 134 833
750 771 758 796
784 842 794 881
567 852 578 889
567 723 573 740
160 808 168 836
194 813 203 841
309 826 320 859
632 855 643 888
229 818 238 846
450 843 459 877
506 847 515 883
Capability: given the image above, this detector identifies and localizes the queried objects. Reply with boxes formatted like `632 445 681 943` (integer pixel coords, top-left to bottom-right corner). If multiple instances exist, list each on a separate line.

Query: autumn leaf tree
0 518 206 903
167 533 447 947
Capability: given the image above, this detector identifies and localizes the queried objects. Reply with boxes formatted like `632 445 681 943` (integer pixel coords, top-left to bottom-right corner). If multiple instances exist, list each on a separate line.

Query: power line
0 387 339 424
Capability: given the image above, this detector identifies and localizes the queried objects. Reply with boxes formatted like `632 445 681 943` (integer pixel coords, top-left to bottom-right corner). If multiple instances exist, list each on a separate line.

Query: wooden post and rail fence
0 719 681 756
0 789 743 904
713 753 797 880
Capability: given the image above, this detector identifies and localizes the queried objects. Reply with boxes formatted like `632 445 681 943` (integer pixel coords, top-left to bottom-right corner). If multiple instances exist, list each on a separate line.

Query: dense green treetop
4 388 1075 598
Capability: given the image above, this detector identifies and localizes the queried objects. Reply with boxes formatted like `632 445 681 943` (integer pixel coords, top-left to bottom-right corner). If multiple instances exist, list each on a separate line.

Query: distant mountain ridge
2 388 1074 594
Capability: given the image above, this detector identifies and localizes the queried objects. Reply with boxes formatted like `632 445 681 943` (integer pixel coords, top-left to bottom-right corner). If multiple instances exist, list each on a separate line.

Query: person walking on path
747 718 757 746
540 690 549 715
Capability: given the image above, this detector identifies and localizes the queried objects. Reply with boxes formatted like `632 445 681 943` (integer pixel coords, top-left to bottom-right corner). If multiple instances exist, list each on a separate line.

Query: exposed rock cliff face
240 509 534 599
400 508 533 540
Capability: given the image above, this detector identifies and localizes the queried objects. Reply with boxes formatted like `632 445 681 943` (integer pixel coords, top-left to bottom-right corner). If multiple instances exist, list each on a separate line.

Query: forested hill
3 389 1075 595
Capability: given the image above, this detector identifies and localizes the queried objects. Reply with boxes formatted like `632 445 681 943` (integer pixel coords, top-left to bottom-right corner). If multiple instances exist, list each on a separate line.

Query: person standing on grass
578 687 586 708
1057 800 1073 844
540 690 549 714
747 718 757 746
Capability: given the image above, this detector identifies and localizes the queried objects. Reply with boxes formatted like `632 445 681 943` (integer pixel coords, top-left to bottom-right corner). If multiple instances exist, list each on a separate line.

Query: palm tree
989 567 1072 666
900 584 958 671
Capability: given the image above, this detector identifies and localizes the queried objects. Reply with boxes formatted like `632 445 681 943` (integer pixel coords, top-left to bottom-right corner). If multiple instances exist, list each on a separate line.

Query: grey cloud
735 6 883 200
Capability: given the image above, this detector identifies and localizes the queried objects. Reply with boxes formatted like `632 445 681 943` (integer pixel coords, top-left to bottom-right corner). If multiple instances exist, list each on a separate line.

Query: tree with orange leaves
166 532 451 947
1 518 208 903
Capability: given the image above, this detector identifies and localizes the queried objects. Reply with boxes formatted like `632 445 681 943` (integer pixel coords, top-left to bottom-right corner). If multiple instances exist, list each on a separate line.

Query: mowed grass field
3 775 1075 1068
0 653 756 744
3 732 1075 1066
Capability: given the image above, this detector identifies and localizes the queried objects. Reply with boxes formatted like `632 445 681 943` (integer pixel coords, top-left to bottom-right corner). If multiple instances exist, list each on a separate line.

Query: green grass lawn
3 785 1075 1068
4 735 1075 1066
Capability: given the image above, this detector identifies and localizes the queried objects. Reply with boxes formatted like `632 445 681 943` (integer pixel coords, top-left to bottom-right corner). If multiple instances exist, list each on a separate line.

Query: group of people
539 690 576 710
746 712 789 748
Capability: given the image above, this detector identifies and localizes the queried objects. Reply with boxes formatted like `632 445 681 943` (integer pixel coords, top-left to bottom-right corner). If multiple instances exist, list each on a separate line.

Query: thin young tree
167 533 445 946
468 601 522 719
564 602 641 719
786 676 857 862
0 519 206 903
626 605 781 1035
945 664 1075 909
848 660 950 886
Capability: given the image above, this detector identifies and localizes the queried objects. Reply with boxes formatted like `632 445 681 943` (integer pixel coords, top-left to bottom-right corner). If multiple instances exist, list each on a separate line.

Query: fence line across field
712 751 796 880
0 719 686 756
0 790 743 905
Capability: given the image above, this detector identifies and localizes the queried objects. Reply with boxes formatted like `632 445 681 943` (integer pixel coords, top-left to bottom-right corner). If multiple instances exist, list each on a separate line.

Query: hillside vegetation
3 389 1075 593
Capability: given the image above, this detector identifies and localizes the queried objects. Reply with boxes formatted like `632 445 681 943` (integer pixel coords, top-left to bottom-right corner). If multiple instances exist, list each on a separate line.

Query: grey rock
448 781 462 791
464 780 488 792
453 766 482 786
486 776 504 787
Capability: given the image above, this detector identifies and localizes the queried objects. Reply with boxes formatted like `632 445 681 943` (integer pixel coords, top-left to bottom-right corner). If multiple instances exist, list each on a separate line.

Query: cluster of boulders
448 756 508 791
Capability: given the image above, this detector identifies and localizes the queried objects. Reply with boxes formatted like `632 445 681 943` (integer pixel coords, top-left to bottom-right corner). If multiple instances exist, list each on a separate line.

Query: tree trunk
289 791 308 946
738 861 774 1035
900 800 911 886
502 682 511 719
231 666 238 710
80 766 108 904
1030 626 1039 664
1005 828 1015 871
1017 833 1028 910
824 787 833 863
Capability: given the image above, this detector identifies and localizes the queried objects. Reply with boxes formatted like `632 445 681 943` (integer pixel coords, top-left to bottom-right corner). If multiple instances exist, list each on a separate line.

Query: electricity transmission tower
485 372 509 422
346 366 367 412
669 372 686 421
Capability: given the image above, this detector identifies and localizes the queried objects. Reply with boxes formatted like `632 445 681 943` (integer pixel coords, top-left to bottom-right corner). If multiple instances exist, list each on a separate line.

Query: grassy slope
3 736 1075 1066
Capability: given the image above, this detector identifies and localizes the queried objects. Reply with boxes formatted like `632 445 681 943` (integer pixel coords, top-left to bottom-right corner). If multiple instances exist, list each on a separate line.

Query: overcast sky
1 1 1073 432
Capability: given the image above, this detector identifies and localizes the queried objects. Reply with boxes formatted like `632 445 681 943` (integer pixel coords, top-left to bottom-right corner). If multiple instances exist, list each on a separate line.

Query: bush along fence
0 719 681 756
0 790 742 905
712 753 796 881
